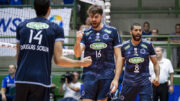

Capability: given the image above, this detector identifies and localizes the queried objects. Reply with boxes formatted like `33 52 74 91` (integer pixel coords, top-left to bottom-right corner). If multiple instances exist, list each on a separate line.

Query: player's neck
157 57 162 61
131 39 141 46
10 73 15 78
93 23 103 31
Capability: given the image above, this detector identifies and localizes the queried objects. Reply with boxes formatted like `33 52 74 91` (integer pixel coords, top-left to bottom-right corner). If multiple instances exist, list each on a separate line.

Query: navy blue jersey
81 25 122 80
121 39 156 86
16 17 64 87
142 31 152 35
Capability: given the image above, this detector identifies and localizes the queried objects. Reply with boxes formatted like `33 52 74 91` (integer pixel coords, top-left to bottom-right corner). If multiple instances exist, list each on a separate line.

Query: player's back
15 17 64 87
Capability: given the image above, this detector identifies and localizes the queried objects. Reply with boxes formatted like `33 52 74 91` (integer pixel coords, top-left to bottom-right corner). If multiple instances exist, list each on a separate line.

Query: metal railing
111 0 180 17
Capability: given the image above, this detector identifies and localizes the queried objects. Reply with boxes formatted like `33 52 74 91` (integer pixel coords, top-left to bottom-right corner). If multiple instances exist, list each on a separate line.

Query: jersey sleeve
149 43 156 57
1 77 7 88
62 83 66 90
113 29 122 48
80 33 86 47
16 24 21 43
55 25 65 42
121 45 125 58
168 59 174 73
76 82 81 88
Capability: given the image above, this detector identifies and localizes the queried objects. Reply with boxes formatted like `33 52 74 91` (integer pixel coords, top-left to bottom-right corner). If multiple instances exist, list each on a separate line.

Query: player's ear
47 7 51 17
130 30 132 35
101 14 104 19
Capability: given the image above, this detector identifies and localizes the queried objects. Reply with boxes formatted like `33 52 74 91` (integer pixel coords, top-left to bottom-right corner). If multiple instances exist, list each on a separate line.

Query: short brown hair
87 5 103 15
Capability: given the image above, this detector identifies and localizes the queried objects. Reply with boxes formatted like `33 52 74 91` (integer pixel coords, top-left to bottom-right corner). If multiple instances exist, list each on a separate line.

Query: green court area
0 73 180 100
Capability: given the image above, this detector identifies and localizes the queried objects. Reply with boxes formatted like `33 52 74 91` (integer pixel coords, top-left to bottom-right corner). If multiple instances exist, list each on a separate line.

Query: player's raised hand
80 56 92 67
110 79 119 94
153 77 160 86
76 31 84 42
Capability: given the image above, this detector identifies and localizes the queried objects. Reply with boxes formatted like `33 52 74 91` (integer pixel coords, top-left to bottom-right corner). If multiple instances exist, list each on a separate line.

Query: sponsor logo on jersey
26 22 49 30
90 42 107 50
129 57 144 64
104 29 112 34
124 45 130 50
85 31 92 36
141 44 147 49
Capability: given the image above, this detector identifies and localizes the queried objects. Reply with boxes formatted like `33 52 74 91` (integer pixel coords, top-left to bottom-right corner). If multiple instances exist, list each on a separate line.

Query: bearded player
114 23 160 101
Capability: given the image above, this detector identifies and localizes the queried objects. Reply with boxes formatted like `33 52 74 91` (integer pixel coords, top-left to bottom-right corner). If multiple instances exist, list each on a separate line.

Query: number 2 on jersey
96 50 101 58
29 30 43 44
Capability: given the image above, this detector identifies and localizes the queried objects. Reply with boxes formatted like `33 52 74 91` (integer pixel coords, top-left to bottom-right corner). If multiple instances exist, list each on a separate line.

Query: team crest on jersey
119 95 125 100
127 51 131 54
103 34 109 40
129 57 144 64
140 48 146 54
90 42 107 50
26 22 49 30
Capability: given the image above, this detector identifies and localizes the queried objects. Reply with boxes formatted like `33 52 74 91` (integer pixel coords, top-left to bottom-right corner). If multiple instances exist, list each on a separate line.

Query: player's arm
54 41 91 67
110 47 125 93
1 88 7 101
16 43 20 61
150 56 160 86
1 78 7 101
169 73 174 93
74 31 85 58
59 83 64 93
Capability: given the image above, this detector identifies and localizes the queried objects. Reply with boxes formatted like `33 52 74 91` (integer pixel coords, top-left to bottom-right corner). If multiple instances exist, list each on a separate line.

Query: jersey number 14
29 30 43 45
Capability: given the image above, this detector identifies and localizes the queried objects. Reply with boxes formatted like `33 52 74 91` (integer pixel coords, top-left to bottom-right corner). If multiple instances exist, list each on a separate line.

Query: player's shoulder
48 21 64 32
17 19 30 28
121 40 131 49
103 25 118 36
141 39 153 46
104 25 117 32
3 75 9 80
122 40 130 45
83 27 93 36
104 25 117 30
162 58 171 63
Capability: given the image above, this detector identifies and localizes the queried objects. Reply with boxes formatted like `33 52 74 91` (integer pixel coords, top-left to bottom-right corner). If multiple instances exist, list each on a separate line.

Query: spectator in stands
150 28 159 41
59 72 81 101
142 21 152 35
0 64 16 101
149 47 174 101
170 24 180 43
63 0 74 4
0 0 8 5
170 24 180 69
79 17 91 31
150 28 165 41
9 0 22 5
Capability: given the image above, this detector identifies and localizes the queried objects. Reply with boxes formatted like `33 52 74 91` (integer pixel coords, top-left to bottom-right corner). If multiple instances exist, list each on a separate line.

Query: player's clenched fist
80 56 92 67
153 77 160 86
76 31 84 42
